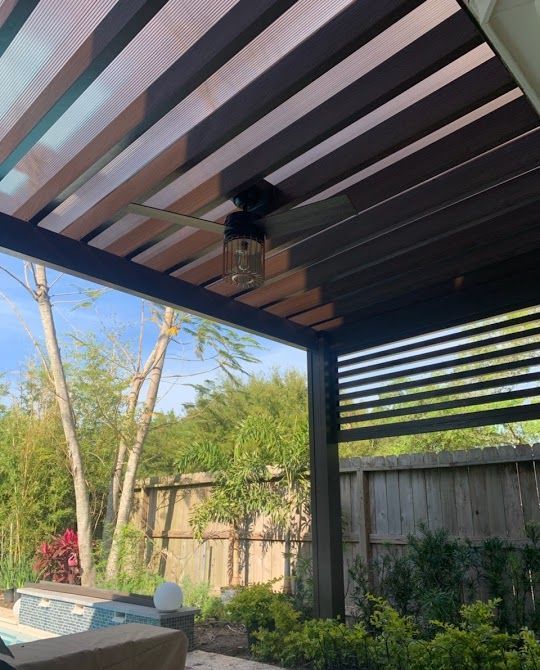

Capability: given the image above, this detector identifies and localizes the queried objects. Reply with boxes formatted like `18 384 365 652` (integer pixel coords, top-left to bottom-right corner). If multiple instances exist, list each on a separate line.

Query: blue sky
0 251 306 413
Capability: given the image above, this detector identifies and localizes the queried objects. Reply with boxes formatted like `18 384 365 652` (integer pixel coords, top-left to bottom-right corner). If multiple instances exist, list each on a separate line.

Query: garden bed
195 620 250 660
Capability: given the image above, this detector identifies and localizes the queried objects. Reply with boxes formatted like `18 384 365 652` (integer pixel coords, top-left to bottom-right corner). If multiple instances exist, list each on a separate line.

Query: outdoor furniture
0 624 187 670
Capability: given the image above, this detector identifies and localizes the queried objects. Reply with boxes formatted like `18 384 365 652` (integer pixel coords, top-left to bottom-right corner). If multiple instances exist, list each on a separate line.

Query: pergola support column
307 337 345 620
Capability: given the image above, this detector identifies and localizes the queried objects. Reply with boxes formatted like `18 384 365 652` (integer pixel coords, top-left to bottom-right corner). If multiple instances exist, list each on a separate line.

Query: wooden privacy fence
132 444 540 592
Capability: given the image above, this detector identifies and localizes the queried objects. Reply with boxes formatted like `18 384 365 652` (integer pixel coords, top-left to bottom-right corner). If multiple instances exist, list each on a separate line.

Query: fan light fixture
127 184 356 290
223 211 265 289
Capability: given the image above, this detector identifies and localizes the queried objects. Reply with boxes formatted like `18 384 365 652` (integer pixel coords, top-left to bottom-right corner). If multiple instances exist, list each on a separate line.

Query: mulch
195 621 251 659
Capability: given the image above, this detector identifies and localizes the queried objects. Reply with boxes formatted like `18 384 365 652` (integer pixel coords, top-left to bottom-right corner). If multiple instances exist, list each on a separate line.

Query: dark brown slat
25 0 298 224
338 403 540 442
340 386 540 425
240 117 539 309
262 180 540 328
292 194 540 327
301 200 540 329
124 11 481 255
339 356 540 402
54 0 424 240
339 341 540 391
331 252 540 353
323 249 540 340
339 371 540 412
338 325 540 380
338 312 540 369
276 59 514 205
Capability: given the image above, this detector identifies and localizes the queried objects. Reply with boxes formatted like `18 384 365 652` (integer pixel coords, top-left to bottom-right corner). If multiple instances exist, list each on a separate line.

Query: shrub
34 528 80 584
181 576 225 621
227 582 288 645
251 592 540 670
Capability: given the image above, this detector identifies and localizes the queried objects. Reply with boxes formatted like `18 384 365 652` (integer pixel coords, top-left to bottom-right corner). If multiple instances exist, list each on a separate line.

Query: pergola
0 0 538 619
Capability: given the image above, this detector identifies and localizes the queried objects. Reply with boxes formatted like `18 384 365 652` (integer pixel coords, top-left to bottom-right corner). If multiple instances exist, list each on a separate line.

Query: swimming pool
0 626 35 646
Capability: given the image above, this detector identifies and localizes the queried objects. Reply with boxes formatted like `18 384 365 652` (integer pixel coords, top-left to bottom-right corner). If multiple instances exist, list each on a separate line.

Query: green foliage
478 522 540 633
176 369 307 459
0 552 36 589
227 582 289 644
349 523 540 639
251 593 540 670
180 576 225 621
97 524 163 595
349 526 474 632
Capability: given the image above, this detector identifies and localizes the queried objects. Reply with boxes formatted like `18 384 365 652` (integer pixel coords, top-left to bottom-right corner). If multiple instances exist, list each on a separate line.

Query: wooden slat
0 1 39 58
0 0 169 178
18 0 298 223
39 0 424 240
331 250 540 353
240 118 539 309
293 196 540 327
339 386 540 425
518 461 540 524
339 372 540 413
339 357 540 402
425 464 443 529
93 8 481 256
343 447 537 472
453 466 474 537
275 54 512 205
338 403 540 441
339 325 540 380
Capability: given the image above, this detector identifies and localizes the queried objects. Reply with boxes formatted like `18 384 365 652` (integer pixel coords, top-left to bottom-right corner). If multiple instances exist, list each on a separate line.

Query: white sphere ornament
153 582 183 612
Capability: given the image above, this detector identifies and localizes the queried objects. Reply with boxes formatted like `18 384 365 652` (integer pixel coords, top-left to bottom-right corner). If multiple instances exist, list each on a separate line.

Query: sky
0 251 306 413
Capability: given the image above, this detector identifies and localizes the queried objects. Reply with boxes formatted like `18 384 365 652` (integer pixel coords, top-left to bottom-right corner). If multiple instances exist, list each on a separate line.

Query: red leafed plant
34 529 81 584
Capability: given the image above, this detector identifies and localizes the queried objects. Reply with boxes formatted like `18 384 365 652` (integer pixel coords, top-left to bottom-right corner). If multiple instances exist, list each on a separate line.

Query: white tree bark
33 265 96 586
105 307 175 580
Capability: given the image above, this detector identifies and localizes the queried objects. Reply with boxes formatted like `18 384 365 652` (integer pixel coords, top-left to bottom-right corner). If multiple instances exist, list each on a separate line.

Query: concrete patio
186 651 282 670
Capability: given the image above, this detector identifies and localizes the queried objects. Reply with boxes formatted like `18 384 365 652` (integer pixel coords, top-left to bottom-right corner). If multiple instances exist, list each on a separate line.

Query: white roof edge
465 0 540 115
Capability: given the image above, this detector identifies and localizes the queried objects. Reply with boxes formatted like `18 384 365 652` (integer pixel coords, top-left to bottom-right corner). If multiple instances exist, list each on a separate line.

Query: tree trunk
105 307 175 581
102 372 145 555
34 265 96 586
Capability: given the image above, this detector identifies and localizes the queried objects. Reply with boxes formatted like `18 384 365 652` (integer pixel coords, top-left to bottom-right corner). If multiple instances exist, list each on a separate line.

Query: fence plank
132 445 539 594
425 465 443 529
518 461 540 524
453 466 474 538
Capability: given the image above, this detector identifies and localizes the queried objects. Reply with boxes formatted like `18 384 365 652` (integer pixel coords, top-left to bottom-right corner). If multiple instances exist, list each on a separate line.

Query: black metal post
307 336 345 619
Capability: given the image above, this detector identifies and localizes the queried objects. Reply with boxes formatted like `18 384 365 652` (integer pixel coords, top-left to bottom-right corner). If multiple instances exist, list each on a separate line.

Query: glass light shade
223 212 265 289
153 582 183 612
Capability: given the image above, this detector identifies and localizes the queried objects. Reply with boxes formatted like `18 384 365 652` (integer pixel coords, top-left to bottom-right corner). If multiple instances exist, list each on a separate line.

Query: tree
0 261 260 585
178 404 310 589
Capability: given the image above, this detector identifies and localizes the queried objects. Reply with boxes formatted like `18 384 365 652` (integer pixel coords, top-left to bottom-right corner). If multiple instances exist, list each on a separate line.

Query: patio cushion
5 624 187 670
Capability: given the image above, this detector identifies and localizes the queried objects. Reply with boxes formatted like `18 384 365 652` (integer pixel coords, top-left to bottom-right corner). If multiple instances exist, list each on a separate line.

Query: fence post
356 469 372 577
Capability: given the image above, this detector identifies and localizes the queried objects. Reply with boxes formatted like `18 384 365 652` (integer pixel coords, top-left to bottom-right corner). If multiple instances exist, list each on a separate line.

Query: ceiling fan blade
261 195 356 238
127 203 225 235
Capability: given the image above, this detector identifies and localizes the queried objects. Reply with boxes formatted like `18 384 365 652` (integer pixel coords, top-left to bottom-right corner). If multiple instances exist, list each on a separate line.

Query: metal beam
0 212 317 349
307 338 345 619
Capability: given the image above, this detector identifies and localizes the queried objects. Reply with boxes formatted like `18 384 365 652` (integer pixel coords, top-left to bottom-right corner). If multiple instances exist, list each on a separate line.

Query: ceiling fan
128 183 356 290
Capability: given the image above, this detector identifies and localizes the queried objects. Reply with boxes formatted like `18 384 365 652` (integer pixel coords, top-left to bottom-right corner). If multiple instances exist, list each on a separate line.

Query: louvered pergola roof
1 0 539 621
0 0 538 351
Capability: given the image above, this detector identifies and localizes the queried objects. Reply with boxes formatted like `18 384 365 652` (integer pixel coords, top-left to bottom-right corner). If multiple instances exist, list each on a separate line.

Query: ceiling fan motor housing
223 211 265 290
